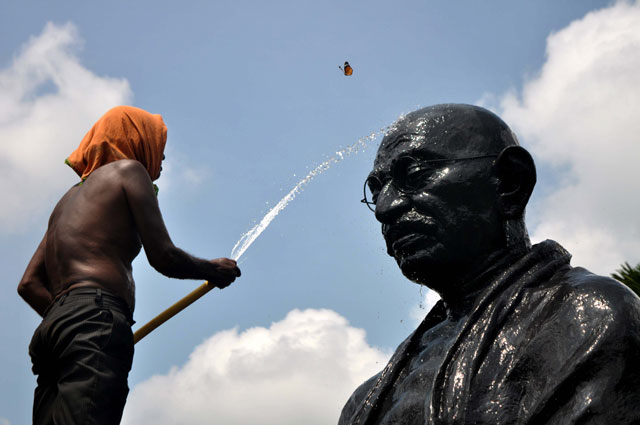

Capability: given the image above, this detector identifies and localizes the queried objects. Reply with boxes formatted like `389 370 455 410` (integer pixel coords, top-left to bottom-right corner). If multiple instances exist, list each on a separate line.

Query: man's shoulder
86 160 150 191
93 159 146 178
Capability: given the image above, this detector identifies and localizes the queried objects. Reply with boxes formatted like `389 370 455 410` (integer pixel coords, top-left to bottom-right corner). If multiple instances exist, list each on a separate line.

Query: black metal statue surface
339 104 640 425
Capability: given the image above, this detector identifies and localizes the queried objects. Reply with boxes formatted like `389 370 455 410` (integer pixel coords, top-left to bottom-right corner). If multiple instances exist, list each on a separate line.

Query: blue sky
2 1 640 424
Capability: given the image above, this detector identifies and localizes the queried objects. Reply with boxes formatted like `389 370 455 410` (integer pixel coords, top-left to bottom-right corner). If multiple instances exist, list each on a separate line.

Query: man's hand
208 258 241 288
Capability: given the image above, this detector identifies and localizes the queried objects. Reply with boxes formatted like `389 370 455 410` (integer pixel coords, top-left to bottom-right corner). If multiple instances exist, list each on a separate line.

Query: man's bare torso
20 156 239 318
45 161 144 311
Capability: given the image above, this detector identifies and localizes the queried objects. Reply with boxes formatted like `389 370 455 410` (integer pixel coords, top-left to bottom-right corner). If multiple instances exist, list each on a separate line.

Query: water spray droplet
230 123 397 261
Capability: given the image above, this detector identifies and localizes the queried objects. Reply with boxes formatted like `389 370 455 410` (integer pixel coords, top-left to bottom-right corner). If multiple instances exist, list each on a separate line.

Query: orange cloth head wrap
67 105 168 181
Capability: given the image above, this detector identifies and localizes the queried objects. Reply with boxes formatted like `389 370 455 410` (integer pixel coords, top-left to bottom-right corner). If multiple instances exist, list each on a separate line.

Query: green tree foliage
611 262 640 297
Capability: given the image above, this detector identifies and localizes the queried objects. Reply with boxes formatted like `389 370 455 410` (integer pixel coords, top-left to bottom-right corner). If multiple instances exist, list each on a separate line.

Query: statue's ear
494 146 536 219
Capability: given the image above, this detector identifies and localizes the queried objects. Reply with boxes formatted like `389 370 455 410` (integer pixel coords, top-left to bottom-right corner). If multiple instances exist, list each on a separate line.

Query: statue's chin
395 244 458 291
395 249 436 285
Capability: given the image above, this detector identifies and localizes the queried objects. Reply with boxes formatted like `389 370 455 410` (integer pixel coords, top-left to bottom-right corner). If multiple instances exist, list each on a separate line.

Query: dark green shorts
29 288 134 425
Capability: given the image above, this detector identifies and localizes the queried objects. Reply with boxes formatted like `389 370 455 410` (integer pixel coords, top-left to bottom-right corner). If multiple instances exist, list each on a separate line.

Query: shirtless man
18 106 241 425
340 104 640 424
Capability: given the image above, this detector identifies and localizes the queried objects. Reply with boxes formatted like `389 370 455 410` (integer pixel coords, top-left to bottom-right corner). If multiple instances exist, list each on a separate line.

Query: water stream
230 123 398 261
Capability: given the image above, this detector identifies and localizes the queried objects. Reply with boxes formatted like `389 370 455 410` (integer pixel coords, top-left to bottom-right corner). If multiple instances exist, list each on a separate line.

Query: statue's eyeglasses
360 154 499 212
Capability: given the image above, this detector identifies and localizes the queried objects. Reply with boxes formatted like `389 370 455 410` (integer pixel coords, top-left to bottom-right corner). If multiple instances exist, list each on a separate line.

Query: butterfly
339 61 353 76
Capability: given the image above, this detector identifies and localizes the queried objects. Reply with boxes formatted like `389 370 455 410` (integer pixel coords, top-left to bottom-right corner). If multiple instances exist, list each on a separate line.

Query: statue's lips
384 220 439 258
391 233 431 255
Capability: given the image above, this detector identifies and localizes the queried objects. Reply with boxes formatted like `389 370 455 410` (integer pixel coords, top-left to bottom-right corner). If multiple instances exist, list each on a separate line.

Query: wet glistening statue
338 104 640 424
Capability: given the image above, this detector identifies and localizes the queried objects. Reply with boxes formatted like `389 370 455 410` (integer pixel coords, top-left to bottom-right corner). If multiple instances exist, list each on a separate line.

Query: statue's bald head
377 104 520 165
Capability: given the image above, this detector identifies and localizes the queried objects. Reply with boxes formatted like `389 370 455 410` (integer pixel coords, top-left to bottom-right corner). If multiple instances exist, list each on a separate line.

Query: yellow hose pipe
133 281 216 344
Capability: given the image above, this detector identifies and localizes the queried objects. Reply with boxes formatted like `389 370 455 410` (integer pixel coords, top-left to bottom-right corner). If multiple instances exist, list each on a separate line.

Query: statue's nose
375 182 411 224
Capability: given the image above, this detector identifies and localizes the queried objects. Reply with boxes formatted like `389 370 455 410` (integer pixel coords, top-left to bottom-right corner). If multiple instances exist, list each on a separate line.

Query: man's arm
118 160 240 286
18 234 53 316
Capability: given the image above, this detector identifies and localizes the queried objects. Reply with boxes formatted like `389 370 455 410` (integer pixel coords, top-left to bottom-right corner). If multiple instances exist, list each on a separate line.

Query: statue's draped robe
339 240 640 425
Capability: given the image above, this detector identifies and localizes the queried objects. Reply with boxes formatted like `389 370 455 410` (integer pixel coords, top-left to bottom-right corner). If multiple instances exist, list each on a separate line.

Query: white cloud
122 309 389 425
494 0 640 274
0 22 132 232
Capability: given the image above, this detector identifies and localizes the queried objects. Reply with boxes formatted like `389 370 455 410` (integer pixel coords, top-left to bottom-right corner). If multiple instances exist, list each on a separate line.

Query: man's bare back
19 159 240 316
45 160 151 310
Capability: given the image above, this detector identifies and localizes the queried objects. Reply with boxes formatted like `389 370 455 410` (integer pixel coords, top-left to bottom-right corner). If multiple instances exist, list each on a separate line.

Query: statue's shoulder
337 372 381 425
562 266 639 303
554 266 640 332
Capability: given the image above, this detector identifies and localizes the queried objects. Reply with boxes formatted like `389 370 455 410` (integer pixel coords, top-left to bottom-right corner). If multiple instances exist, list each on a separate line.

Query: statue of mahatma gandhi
339 104 640 425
